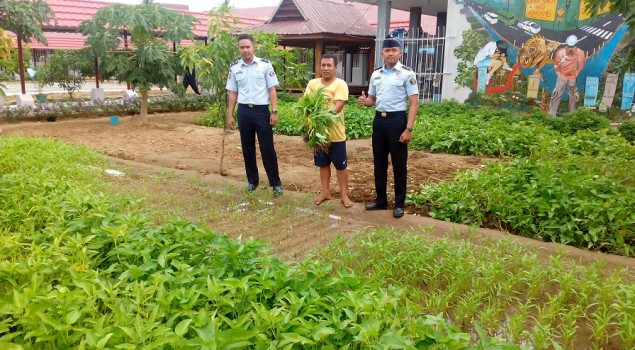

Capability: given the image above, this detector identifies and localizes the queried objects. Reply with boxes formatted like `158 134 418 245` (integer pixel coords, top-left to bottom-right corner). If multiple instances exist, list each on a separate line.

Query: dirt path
2 112 633 271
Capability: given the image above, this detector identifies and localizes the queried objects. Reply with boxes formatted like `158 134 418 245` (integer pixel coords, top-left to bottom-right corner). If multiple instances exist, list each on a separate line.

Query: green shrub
410 156 635 256
0 137 520 349
195 103 224 127
561 108 611 134
618 121 635 143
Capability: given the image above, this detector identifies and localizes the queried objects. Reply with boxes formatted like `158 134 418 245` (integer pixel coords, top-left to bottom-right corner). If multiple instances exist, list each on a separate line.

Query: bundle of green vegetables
294 86 339 151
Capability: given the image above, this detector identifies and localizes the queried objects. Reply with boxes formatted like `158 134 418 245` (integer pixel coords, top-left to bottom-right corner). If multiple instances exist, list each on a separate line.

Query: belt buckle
381 112 387 117
248 103 254 108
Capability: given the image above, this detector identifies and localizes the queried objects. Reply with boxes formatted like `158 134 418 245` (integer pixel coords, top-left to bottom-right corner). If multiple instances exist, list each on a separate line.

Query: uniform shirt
473 42 498 65
226 56 279 105
368 62 419 112
305 78 349 142
553 47 585 79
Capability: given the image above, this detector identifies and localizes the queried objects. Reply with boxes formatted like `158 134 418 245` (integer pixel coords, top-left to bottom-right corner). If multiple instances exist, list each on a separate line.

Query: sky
96 0 282 11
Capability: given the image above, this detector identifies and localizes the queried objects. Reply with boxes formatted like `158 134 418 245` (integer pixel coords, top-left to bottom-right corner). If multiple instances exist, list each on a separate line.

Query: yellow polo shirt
305 78 349 142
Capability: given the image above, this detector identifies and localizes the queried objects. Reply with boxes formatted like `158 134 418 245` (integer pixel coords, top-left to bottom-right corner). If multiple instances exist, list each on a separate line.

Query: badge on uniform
227 71 232 79
409 75 416 85
255 65 262 73
396 71 402 77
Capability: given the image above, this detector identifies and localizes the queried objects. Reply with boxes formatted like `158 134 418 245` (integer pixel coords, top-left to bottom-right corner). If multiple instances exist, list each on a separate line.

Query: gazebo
247 0 376 93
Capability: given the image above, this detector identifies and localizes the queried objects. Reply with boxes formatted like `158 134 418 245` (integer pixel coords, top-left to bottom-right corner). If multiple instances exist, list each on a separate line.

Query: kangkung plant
295 86 339 151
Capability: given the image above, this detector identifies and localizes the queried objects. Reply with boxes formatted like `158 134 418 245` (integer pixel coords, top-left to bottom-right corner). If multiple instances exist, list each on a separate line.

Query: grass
102 160 635 349
5 136 633 349
310 228 635 349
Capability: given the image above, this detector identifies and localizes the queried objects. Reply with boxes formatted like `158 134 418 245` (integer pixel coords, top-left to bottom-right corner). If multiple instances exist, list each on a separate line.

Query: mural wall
451 0 632 115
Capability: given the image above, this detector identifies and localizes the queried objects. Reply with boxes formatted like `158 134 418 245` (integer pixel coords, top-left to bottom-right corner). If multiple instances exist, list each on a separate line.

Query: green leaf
175 319 192 337
66 310 81 325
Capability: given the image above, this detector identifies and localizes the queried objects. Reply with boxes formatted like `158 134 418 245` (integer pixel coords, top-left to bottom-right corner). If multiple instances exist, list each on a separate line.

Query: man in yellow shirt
304 54 353 208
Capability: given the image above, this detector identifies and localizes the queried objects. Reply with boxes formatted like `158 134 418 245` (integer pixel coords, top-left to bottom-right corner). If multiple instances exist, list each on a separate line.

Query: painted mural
455 0 631 114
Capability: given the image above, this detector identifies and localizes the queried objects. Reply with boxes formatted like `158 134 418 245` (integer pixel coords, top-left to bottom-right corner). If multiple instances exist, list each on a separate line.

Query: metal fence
375 27 451 102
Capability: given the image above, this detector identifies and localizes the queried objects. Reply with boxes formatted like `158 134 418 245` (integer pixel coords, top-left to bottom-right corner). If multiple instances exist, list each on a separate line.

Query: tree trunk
18 36 26 95
138 89 149 125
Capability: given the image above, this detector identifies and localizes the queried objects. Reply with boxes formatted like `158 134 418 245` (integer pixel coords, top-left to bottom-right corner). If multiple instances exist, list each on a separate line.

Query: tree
180 3 237 98
39 50 92 98
454 29 487 89
0 0 55 95
79 0 197 122
584 0 634 69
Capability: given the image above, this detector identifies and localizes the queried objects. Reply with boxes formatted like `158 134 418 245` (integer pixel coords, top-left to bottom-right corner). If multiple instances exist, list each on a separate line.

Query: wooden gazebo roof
248 0 375 46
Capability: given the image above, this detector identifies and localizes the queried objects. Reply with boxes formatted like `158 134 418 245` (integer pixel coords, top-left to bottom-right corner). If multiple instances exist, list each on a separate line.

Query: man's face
381 47 402 66
567 45 575 55
320 57 336 80
238 39 255 62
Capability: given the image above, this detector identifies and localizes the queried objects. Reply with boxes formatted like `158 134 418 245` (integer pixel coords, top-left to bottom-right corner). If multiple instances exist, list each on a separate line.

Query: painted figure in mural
358 36 419 219
305 54 353 208
517 35 560 76
226 33 283 196
473 40 513 85
548 35 586 116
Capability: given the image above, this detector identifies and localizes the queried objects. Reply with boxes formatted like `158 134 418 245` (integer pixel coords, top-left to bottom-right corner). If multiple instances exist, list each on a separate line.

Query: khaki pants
549 76 578 116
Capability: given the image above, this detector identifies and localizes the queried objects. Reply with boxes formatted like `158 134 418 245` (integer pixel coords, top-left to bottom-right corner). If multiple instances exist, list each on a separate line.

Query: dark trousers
237 104 281 187
372 111 408 208
183 76 200 95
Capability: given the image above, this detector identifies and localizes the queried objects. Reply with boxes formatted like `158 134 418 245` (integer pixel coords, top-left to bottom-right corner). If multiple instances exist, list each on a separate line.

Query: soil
1 111 634 273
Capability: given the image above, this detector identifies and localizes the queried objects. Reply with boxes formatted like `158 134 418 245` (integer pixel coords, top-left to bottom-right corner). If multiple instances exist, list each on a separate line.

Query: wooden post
17 36 26 95
94 57 100 88
124 31 131 90
173 41 177 82
314 40 324 78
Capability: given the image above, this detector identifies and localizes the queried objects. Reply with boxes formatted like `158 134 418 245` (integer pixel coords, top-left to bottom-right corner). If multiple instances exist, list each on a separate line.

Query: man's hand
270 113 278 126
227 113 235 130
358 91 367 106
399 130 412 143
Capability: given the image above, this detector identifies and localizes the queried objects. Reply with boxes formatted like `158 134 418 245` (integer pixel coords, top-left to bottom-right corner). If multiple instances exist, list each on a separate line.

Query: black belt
239 103 269 108
376 111 406 117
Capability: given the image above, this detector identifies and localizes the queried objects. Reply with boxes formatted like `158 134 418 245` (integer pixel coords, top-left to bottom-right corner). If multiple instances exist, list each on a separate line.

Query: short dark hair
321 53 338 66
495 40 508 55
237 34 254 44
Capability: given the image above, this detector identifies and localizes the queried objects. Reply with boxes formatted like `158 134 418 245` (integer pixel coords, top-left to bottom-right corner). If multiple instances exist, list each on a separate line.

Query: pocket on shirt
389 79 403 87
236 73 247 88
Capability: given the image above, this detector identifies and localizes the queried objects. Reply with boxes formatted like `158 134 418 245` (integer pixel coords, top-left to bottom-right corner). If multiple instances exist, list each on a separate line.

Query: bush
561 108 611 134
618 121 635 143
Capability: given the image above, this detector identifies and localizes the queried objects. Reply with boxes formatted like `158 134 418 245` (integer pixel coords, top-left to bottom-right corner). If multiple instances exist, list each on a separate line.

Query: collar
381 61 403 72
240 56 261 66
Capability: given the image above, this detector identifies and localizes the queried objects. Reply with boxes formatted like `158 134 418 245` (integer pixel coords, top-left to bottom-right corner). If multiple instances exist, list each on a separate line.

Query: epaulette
261 58 270 63
374 66 382 71
401 65 412 71
231 60 240 66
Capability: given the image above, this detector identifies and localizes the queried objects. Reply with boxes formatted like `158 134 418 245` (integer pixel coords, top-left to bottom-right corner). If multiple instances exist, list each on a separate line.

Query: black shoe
393 207 404 218
365 202 387 210
246 183 257 192
272 185 283 197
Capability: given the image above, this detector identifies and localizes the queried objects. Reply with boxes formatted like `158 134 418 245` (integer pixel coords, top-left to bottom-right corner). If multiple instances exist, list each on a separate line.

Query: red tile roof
11 0 265 50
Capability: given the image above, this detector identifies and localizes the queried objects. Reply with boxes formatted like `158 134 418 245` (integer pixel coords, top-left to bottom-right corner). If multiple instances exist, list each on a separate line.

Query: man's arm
399 94 419 143
332 100 346 114
268 86 278 126
227 90 238 129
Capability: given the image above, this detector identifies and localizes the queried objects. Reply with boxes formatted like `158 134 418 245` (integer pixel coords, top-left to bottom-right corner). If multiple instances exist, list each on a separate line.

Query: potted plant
34 69 48 103
27 67 48 103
